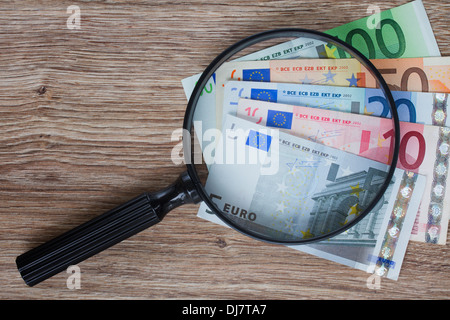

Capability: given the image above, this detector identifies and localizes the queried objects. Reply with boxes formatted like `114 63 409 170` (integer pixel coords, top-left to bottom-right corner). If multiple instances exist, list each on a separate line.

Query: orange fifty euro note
216 57 450 104
371 57 450 93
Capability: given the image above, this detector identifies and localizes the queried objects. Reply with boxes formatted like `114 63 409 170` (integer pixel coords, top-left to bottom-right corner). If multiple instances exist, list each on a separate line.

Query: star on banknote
323 70 337 83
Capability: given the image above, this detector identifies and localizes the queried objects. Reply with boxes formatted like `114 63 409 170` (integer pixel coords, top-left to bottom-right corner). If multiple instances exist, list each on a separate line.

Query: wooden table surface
1 0 449 300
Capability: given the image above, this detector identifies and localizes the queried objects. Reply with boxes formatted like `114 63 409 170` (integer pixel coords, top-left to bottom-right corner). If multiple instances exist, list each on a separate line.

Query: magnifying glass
16 28 400 286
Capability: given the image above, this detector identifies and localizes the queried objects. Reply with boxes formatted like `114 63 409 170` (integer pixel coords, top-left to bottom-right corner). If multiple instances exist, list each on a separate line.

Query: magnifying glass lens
187 31 399 243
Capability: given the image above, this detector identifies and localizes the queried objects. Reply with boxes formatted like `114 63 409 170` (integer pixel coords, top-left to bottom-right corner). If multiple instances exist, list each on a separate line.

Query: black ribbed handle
16 171 201 287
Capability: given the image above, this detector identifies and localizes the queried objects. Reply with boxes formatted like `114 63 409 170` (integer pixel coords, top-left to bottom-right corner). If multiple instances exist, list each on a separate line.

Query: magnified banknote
200 114 426 280
222 81 450 127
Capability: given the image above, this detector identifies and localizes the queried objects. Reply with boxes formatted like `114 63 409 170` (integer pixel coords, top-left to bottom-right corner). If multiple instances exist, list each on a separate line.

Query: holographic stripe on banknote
374 171 419 277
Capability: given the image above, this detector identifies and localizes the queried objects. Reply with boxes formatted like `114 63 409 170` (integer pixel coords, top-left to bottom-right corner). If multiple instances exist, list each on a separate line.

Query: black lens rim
183 28 400 245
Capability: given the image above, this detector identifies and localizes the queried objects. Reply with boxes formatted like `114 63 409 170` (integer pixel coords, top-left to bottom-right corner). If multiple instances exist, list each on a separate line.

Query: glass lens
185 30 399 244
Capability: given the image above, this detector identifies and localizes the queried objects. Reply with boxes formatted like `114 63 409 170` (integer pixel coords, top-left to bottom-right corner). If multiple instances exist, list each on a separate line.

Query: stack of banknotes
181 0 448 280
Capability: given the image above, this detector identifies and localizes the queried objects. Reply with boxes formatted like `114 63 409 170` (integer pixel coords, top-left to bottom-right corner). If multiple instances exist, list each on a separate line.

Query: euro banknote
227 0 439 61
222 81 450 127
200 114 425 280
325 0 439 59
237 98 450 244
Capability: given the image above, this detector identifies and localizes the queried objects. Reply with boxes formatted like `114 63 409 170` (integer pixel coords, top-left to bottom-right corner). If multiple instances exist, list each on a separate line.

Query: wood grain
1 0 449 299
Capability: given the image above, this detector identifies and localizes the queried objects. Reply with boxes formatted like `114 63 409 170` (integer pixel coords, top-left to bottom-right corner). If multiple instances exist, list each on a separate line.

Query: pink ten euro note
237 98 450 244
